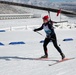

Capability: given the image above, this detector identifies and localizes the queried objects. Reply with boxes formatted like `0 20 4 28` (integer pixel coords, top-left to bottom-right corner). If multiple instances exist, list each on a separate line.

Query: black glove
33 29 37 32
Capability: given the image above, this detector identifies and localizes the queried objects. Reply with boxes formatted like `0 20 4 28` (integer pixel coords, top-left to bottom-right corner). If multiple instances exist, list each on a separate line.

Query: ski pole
36 31 45 37
36 31 55 40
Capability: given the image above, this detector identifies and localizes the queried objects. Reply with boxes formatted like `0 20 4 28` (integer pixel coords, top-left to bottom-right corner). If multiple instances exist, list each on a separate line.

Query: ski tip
48 57 75 66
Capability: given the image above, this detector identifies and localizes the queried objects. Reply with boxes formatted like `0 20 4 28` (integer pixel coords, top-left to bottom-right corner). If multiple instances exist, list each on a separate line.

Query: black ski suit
34 20 63 56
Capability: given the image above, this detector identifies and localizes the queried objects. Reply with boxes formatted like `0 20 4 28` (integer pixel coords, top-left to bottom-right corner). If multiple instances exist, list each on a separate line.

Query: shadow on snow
0 56 59 62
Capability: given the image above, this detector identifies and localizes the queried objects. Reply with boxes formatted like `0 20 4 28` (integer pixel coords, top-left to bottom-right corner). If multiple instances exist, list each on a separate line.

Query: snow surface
0 16 76 75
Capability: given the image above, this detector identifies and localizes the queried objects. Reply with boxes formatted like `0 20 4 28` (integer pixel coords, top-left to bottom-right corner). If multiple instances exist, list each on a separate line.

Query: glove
33 29 37 32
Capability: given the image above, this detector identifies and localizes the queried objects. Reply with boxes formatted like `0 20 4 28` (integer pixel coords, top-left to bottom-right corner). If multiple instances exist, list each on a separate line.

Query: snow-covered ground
0 14 76 75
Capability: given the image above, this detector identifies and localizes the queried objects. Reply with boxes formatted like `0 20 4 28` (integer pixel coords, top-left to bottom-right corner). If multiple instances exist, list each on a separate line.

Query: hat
43 15 49 20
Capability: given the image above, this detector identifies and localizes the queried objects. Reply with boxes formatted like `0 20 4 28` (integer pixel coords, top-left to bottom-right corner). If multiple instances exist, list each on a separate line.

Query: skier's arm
33 25 43 32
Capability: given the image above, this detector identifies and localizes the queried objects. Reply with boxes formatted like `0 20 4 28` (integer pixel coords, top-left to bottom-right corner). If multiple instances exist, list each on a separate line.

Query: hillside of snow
0 17 76 75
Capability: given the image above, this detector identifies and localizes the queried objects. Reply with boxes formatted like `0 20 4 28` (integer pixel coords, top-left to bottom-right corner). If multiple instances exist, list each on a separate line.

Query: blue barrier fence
63 38 73 41
0 30 5 32
0 42 4 46
9 41 25 45
40 40 44 43
0 38 74 46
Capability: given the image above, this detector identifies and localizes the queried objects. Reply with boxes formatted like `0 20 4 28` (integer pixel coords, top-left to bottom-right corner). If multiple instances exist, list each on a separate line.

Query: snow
0 16 76 75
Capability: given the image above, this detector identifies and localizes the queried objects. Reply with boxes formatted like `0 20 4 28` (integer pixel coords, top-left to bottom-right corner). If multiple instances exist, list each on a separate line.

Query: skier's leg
51 34 65 59
42 38 50 58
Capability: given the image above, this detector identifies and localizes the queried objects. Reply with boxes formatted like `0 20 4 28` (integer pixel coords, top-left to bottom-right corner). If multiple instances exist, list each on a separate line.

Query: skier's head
42 15 49 23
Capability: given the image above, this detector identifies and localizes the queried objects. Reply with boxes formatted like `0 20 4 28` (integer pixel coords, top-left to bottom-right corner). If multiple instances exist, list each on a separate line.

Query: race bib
43 25 51 35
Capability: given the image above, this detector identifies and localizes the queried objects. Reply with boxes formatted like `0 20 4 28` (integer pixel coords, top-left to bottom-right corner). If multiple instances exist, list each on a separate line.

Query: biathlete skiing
34 15 65 60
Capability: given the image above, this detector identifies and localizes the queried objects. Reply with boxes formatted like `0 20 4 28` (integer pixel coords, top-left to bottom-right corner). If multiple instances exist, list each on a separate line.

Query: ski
49 58 75 66
34 57 51 61
31 57 58 61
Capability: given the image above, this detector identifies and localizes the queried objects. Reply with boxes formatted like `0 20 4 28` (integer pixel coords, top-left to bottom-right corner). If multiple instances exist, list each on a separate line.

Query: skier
34 15 65 60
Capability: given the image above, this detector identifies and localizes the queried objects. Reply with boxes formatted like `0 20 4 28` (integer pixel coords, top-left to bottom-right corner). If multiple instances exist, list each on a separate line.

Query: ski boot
61 53 65 60
41 55 48 58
